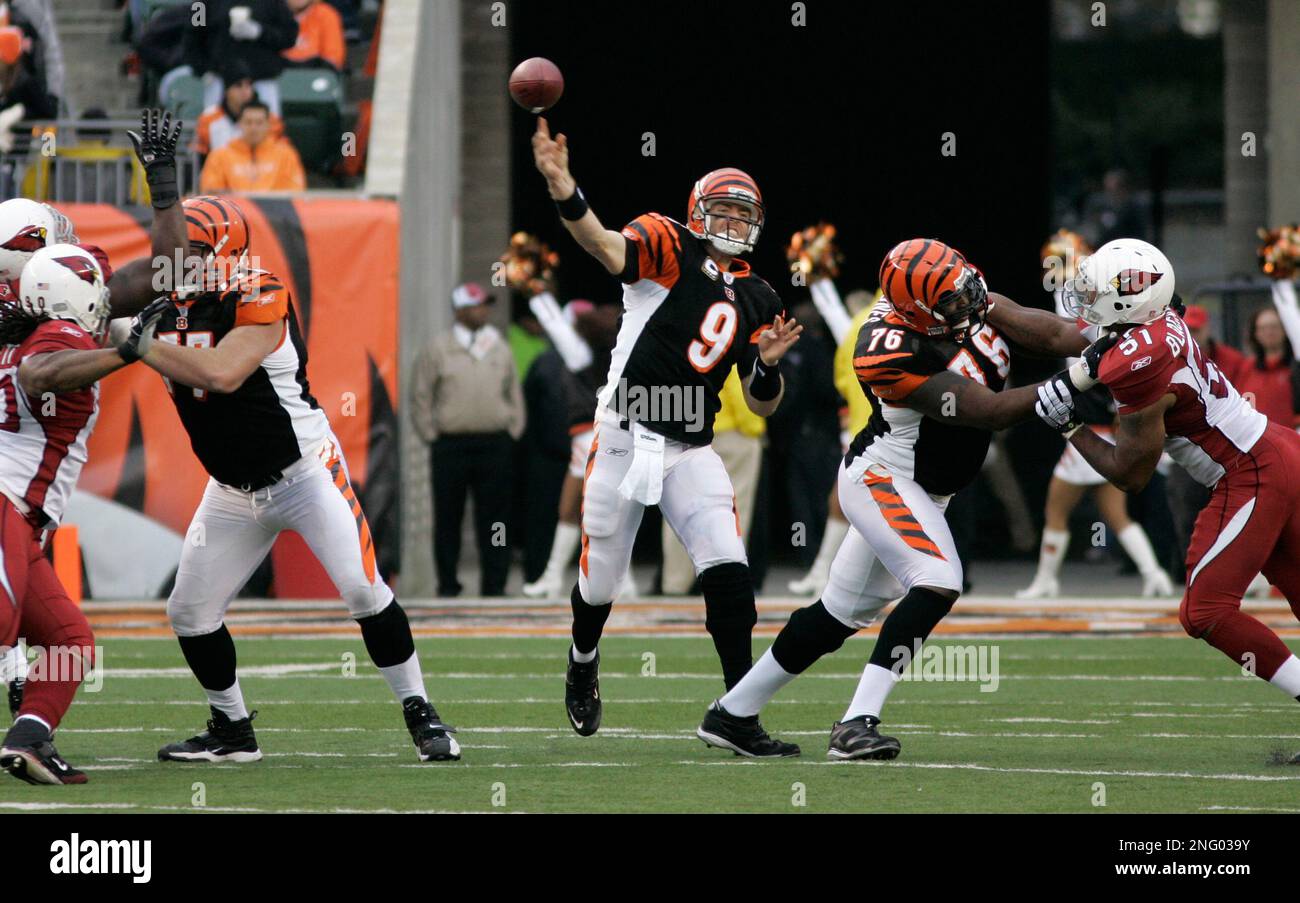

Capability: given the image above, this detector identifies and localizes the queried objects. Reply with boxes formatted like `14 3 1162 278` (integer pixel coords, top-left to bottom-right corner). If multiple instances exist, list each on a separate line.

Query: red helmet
878 238 988 339
686 167 763 256
183 195 251 288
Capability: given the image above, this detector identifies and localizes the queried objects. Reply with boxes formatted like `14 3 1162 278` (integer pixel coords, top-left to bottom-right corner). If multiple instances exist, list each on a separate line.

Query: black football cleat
0 717 87 785
402 696 460 761
7 678 22 720
565 648 601 736
697 701 800 758
827 715 902 761
158 707 262 763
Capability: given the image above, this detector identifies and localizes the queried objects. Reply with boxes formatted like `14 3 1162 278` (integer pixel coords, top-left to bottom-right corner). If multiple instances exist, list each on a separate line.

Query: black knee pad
177 625 237 692
699 562 757 631
868 586 957 672
356 600 416 668
771 600 858 675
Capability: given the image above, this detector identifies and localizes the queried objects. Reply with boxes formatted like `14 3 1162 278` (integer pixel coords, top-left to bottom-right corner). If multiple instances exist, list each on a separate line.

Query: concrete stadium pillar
1222 0 1268 277
1267 0 1300 227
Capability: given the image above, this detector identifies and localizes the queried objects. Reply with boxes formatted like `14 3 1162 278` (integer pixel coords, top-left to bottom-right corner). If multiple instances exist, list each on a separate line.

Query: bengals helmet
687 168 763 256
879 238 988 340
183 195 251 289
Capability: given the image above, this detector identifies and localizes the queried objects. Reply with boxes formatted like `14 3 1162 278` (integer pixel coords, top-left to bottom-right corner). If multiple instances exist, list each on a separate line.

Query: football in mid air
509 57 564 113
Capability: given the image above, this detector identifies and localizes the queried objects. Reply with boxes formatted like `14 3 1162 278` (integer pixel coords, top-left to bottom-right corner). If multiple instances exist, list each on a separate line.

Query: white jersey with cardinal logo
1098 309 1267 488
0 319 99 526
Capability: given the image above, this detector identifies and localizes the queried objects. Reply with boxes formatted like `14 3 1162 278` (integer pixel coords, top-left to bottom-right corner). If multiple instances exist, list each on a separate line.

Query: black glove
117 297 170 364
1060 328 1121 393
127 108 183 210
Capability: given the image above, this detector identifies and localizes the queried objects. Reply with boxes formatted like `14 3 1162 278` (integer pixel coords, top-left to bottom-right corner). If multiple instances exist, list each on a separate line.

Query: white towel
617 423 666 506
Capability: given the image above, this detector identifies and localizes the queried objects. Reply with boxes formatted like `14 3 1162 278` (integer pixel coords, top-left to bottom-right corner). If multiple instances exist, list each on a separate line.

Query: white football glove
230 16 263 41
1036 378 1082 437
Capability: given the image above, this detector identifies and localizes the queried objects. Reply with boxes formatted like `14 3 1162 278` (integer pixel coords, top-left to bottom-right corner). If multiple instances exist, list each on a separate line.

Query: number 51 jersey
597 213 785 447
846 303 1012 496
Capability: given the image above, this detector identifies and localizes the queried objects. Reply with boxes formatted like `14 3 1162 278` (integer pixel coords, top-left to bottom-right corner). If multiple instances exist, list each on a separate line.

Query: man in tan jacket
411 283 526 596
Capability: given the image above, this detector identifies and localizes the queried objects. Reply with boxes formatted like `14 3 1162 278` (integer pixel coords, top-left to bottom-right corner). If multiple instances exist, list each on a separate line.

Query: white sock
719 649 796 717
205 679 249 721
812 518 850 574
0 642 27 683
1269 655 1300 698
843 663 900 721
545 522 581 580
571 643 596 664
1117 523 1161 577
14 713 51 733
379 651 428 702
1036 528 1070 580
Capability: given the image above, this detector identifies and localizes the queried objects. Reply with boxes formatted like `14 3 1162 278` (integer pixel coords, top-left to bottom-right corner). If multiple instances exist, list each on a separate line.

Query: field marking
678 760 1300 782
91 669 1266 682
0 801 512 814
1200 805 1300 813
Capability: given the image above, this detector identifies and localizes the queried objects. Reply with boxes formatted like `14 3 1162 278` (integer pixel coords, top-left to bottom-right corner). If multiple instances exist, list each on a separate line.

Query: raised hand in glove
1035 378 1082 437
117 297 170 364
127 108 183 209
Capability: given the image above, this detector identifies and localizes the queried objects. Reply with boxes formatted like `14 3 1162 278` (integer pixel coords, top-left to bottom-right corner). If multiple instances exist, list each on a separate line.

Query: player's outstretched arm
905 370 1044 431
986 292 1089 358
18 348 131 395
140 321 283 394
1068 396 1172 492
110 109 188 317
533 117 626 275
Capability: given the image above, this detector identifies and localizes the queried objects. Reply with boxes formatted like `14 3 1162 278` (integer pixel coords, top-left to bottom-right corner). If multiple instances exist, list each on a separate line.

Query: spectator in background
180 0 298 115
193 59 284 159
0 23 53 154
1082 169 1147 247
2 0 63 105
1231 307 1300 429
283 0 346 71
200 99 306 191
411 283 525 598
1183 304 1245 378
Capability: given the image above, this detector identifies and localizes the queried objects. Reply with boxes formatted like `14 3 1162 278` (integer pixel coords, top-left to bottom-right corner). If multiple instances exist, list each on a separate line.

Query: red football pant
0 497 96 731
1180 423 1300 680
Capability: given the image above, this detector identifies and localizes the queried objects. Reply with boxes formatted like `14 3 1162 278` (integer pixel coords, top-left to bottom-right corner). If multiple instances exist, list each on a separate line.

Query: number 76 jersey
846 303 1011 496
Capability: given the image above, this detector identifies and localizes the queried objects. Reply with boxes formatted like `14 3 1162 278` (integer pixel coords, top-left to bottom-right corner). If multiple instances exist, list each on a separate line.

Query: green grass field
7 635 1300 813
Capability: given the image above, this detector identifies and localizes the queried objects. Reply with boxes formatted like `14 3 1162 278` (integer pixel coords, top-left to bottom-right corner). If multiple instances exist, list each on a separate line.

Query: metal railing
0 118 201 204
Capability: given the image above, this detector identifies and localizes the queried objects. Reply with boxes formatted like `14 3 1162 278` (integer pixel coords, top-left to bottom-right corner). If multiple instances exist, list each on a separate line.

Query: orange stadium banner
61 197 401 599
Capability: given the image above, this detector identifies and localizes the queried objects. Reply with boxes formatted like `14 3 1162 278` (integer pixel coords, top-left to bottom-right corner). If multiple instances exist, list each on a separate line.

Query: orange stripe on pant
864 470 946 560
579 430 600 578
327 453 377 583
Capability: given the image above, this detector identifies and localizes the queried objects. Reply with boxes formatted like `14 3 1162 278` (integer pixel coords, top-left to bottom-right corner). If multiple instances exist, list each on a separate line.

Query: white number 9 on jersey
687 301 738 373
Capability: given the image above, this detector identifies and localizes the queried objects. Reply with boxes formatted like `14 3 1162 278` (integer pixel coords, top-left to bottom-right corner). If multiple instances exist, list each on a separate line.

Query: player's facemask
180 240 249 296
933 269 989 342
699 199 763 257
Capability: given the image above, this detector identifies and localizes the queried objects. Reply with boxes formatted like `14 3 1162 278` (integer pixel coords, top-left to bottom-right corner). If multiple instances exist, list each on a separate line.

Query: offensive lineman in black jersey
701 238 1118 758
533 118 803 752
112 110 459 763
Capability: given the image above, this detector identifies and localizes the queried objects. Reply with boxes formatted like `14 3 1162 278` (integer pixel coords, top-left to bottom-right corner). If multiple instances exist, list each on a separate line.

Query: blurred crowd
416 228 1300 601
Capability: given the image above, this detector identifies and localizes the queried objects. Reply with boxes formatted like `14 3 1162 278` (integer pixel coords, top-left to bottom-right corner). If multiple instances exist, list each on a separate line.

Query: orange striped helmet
687 167 764 256
183 195 250 287
879 238 988 340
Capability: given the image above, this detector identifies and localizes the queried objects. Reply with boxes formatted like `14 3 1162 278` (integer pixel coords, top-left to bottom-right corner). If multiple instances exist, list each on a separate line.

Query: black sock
570 583 611 655
700 562 758 690
867 586 957 672
177 625 237 692
771 600 858 674
356 600 416 668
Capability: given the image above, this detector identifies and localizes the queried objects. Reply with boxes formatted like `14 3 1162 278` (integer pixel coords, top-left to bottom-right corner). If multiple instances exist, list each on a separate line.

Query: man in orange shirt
199 100 306 192
283 0 346 71
193 60 285 159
